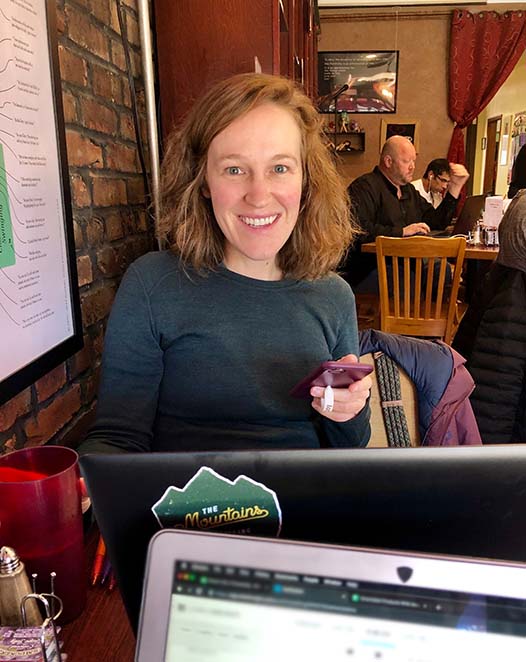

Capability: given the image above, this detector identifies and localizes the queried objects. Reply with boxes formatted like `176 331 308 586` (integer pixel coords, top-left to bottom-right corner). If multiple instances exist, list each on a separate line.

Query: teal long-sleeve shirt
79 251 370 454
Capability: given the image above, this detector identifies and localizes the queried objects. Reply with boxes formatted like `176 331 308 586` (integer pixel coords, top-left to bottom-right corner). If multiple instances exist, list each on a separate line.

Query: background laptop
136 529 526 661
429 193 486 238
81 445 526 631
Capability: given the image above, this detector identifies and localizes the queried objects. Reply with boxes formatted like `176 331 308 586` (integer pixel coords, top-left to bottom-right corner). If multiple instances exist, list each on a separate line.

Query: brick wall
0 0 156 454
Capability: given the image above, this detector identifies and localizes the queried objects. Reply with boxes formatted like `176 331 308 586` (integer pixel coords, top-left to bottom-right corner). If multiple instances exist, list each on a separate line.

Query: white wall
473 51 526 195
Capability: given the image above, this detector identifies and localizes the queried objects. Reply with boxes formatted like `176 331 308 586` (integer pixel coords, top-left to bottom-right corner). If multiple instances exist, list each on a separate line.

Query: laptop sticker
151 467 282 537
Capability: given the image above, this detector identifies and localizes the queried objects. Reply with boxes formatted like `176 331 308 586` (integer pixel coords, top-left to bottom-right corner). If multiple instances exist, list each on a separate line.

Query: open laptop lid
81 445 526 630
453 194 486 235
136 529 526 661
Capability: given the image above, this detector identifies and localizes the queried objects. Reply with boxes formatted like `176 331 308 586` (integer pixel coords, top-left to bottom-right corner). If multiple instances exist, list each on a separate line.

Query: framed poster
317 51 398 114
0 0 82 406
380 119 421 152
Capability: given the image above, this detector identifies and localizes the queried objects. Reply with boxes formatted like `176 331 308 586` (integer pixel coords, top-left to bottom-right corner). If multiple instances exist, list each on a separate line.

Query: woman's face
204 103 303 280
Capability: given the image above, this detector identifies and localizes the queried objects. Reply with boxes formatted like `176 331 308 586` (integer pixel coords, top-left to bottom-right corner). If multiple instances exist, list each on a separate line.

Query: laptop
81 445 526 631
136 529 526 661
429 194 486 238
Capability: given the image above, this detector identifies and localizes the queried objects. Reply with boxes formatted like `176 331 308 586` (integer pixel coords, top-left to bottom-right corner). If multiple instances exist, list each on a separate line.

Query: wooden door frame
483 115 501 195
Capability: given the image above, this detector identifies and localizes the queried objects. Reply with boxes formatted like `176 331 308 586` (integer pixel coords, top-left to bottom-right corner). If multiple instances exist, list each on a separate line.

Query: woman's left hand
310 354 372 422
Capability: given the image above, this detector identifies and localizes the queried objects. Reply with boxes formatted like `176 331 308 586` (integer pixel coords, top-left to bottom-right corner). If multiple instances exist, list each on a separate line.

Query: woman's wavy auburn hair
158 73 359 280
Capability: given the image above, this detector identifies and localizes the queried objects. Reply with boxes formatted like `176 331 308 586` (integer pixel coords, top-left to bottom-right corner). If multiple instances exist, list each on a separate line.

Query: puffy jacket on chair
359 329 481 446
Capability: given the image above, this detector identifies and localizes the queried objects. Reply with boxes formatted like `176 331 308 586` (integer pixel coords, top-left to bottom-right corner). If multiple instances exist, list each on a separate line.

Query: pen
108 571 117 592
101 556 112 585
91 534 106 586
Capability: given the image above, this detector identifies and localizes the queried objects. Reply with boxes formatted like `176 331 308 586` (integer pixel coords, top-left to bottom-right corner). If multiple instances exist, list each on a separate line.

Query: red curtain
448 9 526 164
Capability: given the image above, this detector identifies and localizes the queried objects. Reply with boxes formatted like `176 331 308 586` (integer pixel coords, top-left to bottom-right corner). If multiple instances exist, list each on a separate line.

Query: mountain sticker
151 466 282 537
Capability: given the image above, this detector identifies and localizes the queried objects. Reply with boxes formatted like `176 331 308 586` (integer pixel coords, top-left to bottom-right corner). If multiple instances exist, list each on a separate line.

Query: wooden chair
375 235 466 345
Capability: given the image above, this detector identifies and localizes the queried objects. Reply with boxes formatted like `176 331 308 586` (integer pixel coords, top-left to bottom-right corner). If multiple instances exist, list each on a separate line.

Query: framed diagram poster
317 51 398 114
0 0 82 406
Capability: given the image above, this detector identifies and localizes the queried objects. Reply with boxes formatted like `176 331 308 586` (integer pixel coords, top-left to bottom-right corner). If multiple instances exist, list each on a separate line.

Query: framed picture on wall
380 119 421 152
0 0 82 406
317 51 398 114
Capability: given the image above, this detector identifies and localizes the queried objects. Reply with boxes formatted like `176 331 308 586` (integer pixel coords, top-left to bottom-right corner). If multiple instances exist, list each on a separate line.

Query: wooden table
361 241 498 260
61 529 136 662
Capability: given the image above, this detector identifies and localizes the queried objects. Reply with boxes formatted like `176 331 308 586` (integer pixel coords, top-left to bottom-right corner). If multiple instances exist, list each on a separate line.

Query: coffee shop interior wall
0 0 155 455
473 50 526 197
319 3 526 186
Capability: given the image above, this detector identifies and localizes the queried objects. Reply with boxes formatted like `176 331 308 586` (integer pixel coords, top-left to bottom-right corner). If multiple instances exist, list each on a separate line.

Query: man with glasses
344 136 469 289
412 159 452 208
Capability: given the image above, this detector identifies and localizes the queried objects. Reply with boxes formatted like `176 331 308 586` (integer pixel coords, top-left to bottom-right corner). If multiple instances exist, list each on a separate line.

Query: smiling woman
203 103 303 281
78 73 372 456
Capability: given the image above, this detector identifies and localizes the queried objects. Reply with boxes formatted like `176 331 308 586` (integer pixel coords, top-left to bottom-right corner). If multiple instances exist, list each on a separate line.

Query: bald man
345 136 469 287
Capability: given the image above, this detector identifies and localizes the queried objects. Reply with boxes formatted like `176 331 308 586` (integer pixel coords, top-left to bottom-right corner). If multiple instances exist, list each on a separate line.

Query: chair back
360 352 420 447
375 235 466 344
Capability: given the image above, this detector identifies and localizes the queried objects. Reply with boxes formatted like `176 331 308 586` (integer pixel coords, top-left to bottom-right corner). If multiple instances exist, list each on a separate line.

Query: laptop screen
163 558 526 660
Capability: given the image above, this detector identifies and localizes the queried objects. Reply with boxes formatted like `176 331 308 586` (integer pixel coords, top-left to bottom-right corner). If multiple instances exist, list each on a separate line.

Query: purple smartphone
290 361 373 399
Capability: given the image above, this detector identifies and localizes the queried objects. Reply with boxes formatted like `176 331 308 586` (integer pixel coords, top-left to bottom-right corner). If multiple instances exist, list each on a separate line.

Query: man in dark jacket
345 136 469 287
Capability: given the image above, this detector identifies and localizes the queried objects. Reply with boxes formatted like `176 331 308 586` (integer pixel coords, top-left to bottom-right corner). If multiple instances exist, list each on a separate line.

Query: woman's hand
310 354 372 422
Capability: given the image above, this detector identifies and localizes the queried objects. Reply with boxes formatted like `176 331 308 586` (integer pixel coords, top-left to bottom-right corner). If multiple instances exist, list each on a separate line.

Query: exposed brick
1 436 17 453
73 220 84 250
92 176 127 207
62 90 77 124
122 82 131 108
66 130 103 168
125 11 140 46
4 0 152 449
81 285 116 327
86 215 105 245
77 254 93 287
70 173 91 208
25 386 82 446
136 209 149 232
120 207 136 234
126 177 145 204
83 365 101 404
92 63 122 104
133 234 154 260
110 38 126 71
105 142 138 173
0 390 31 431
92 326 105 358
134 87 146 114
66 7 110 60
58 45 88 87
110 2 121 34
56 5 65 34
97 246 119 277
114 242 140 274
120 111 135 140
35 364 67 403
105 211 124 240
91 0 111 25
139 116 149 148
69 335 93 379
57 405 96 450
131 48 143 79
81 97 118 135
